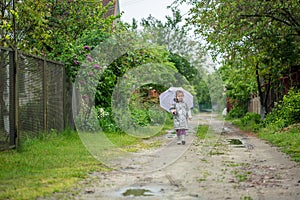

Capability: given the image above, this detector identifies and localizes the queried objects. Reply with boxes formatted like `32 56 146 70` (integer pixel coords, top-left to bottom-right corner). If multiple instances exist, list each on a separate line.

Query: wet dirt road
49 113 300 200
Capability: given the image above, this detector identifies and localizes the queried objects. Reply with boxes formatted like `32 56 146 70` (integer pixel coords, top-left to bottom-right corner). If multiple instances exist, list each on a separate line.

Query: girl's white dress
170 102 192 130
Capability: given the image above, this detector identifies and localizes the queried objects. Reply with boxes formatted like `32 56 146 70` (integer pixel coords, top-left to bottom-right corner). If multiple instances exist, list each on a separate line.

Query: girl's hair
176 90 184 97
174 90 184 102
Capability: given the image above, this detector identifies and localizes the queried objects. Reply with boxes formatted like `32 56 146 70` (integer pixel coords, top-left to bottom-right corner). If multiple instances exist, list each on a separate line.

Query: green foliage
195 79 211 106
220 65 257 105
1 0 119 80
139 9 210 107
17 0 117 52
0 129 107 200
241 112 261 126
175 0 300 114
227 106 246 119
205 71 226 111
168 52 198 82
97 107 120 133
180 0 300 65
232 112 262 132
130 108 150 126
140 9 205 61
196 125 209 139
0 1 16 46
148 106 166 125
129 101 165 128
259 126 300 162
263 89 300 129
226 89 300 163
74 106 100 132
82 29 187 131
95 46 172 109
74 33 173 133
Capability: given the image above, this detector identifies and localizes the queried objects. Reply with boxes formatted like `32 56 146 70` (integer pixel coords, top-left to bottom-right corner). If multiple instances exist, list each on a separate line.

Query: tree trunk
255 63 269 118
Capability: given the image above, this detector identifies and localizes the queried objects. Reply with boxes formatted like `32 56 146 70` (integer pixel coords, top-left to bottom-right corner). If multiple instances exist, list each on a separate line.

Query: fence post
43 56 47 133
9 49 17 146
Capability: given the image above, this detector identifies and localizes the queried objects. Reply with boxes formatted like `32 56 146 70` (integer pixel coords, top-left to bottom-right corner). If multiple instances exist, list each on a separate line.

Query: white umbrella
159 87 193 111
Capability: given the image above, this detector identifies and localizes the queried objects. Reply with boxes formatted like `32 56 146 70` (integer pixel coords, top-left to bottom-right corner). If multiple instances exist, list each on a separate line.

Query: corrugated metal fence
0 46 66 150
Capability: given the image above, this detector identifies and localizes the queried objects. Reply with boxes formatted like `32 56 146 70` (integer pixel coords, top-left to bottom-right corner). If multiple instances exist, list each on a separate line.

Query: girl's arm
188 109 192 120
169 104 177 115
186 103 192 120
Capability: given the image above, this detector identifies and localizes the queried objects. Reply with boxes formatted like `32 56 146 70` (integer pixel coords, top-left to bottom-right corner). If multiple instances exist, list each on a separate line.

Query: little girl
169 90 192 145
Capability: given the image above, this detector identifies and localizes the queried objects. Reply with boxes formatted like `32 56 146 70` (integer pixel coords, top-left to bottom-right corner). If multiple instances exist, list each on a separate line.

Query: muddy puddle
227 138 245 148
116 185 166 198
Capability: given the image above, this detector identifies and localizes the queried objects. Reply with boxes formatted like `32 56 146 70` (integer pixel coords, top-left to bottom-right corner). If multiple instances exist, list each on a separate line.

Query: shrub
227 106 245 119
130 108 150 126
240 112 262 132
75 106 100 132
98 107 120 133
263 88 300 129
241 112 261 125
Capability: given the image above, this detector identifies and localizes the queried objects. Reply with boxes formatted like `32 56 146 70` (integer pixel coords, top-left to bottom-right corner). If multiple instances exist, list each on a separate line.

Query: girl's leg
181 129 186 145
176 130 181 144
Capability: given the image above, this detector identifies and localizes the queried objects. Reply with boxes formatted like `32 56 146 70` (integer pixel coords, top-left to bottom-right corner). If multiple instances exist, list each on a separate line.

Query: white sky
118 0 220 70
119 0 189 23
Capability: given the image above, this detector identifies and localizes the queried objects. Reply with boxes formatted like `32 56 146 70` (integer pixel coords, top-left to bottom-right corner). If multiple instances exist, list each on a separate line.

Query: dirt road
60 113 300 200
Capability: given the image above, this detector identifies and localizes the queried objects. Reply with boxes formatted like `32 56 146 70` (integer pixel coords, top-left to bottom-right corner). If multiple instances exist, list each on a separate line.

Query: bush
98 107 120 133
130 108 150 126
231 112 261 132
240 112 262 132
226 106 245 119
75 106 100 132
241 112 261 125
263 88 300 129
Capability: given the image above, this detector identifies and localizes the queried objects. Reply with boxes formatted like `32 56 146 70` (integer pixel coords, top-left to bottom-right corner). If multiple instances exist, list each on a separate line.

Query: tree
1 0 119 80
140 9 206 65
95 44 174 109
137 9 212 107
175 0 300 115
0 0 121 132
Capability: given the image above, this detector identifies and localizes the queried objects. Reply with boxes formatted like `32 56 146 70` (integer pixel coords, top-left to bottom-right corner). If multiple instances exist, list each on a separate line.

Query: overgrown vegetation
258 125 300 162
175 0 300 114
228 89 300 162
195 125 209 139
0 115 174 199
230 112 261 132
0 130 107 200
262 89 300 130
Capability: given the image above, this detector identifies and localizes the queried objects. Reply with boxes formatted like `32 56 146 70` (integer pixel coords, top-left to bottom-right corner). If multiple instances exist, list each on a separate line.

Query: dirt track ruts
43 113 300 200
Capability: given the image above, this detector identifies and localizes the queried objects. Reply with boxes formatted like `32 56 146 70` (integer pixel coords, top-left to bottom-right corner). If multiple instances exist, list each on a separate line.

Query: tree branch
240 14 293 27
282 8 300 27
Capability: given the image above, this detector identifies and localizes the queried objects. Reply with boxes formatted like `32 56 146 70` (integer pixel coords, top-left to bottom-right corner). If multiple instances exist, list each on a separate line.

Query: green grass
258 126 300 162
105 132 140 147
0 117 175 199
113 116 174 152
104 132 162 152
195 125 209 139
231 169 251 182
231 117 300 163
0 130 108 200
197 170 210 182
